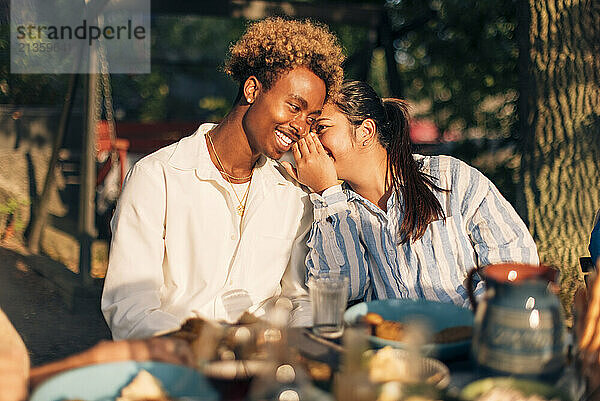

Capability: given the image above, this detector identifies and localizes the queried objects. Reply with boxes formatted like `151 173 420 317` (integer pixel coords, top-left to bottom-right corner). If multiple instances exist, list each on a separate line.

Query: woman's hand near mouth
281 132 339 193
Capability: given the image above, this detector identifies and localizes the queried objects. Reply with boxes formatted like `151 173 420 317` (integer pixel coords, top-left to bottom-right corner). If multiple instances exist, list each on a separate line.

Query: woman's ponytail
383 99 445 242
334 81 446 243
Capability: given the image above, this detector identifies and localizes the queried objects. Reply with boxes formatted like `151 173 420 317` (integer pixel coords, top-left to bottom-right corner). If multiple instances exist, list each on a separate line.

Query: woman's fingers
292 142 301 160
305 133 318 154
291 134 339 193
311 133 328 155
298 137 310 156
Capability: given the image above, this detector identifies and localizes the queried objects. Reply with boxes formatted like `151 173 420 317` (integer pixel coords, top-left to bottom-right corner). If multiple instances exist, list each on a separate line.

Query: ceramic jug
466 263 567 380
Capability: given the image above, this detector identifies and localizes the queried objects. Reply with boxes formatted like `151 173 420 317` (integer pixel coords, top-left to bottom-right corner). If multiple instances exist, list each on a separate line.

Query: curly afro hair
224 17 345 99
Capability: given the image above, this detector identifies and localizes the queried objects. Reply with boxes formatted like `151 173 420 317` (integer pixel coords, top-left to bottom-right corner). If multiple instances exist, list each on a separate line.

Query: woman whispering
282 80 539 307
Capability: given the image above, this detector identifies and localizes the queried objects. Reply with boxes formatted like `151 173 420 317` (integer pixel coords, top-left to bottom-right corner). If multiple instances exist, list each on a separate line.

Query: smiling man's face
242 67 326 160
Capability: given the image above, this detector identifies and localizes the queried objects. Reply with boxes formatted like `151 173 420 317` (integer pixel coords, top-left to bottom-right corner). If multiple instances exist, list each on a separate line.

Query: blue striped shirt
306 155 539 308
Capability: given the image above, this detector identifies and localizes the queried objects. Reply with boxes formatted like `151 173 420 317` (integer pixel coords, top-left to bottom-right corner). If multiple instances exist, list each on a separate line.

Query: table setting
29 263 588 401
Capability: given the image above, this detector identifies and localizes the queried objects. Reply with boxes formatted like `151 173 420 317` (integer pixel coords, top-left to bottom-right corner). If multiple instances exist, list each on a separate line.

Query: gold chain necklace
206 133 253 181
207 132 253 216
233 181 252 216
215 167 253 181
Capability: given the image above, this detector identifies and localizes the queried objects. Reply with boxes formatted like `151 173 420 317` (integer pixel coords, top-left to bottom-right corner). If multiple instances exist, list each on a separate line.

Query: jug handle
466 267 479 313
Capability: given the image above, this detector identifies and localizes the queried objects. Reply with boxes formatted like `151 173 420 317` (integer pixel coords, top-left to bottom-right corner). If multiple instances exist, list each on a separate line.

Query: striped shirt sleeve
305 184 370 301
464 168 539 267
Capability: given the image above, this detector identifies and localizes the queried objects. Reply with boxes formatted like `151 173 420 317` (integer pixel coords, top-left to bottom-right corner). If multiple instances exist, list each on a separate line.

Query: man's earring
363 140 368 146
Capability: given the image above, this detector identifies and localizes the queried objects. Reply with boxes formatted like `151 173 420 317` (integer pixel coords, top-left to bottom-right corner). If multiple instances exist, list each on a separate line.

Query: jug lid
479 263 558 284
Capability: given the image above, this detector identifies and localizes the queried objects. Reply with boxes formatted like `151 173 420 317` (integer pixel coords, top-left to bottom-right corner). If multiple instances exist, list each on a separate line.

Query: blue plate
30 361 219 401
344 299 474 360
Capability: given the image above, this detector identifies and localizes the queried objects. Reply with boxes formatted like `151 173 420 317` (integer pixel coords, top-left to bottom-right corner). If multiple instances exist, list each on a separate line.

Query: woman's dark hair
332 81 446 243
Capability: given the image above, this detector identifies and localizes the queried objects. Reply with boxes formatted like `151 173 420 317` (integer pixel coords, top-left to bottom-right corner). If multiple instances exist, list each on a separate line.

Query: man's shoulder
134 124 212 173
134 142 178 171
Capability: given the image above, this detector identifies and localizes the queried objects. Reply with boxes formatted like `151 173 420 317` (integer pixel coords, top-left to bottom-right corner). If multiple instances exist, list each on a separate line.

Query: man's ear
356 119 377 147
243 76 261 104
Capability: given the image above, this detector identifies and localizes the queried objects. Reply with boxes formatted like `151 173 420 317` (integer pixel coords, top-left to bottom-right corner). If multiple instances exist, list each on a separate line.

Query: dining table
287 327 585 400
289 327 474 389
158 306 588 401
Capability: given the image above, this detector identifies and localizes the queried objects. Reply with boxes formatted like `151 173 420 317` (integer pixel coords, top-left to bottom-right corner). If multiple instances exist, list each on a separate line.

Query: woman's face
313 103 359 180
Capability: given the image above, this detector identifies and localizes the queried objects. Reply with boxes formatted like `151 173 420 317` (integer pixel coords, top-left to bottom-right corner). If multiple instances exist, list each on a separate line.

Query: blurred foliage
386 0 519 140
0 1 519 139
109 16 246 122
0 196 30 236
0 16 247 122
447 138 519 204
0 23 68 105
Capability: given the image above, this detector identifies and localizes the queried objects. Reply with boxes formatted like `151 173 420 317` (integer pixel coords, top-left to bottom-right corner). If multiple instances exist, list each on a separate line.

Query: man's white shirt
102 124 312 340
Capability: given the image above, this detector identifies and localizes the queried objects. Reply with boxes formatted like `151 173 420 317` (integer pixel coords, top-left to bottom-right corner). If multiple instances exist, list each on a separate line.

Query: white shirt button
230 235 236 240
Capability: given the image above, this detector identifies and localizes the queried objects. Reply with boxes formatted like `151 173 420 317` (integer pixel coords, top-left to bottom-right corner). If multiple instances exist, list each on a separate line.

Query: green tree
109 16 246 122
387 0 519 140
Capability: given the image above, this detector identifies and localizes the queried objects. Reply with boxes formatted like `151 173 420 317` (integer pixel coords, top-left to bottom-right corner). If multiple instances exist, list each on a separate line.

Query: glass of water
308 272 349 339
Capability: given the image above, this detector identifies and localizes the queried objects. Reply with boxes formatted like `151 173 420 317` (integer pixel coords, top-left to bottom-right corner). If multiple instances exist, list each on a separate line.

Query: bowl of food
29 361 219 401
344 299 474 360
460 377 571 401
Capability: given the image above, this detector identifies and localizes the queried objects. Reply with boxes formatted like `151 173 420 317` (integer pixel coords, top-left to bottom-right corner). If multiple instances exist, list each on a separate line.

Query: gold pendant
236 204 245 216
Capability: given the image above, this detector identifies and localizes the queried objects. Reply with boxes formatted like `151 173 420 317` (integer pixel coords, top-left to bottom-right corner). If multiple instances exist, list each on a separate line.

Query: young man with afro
102 18 345 339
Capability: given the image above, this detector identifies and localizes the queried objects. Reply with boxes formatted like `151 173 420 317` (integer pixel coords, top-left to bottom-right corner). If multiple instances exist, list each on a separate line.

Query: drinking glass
309 273 349 339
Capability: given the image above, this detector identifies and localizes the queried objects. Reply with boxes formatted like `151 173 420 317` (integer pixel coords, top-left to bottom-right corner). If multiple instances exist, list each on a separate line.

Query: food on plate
362 313 406 341
375 320 406 342
432 325 472 344
362 313 471 344
116 369 172 401
475 387 559 401
368 346 448 386
369 347 411 383
363 312 385 326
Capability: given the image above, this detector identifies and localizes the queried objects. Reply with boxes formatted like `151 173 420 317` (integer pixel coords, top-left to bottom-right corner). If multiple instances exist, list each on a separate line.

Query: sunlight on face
312 103 359 180
244 67 326 160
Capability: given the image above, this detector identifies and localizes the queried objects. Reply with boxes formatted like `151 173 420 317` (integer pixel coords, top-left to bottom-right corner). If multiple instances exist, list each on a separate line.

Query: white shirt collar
167 123 291 187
